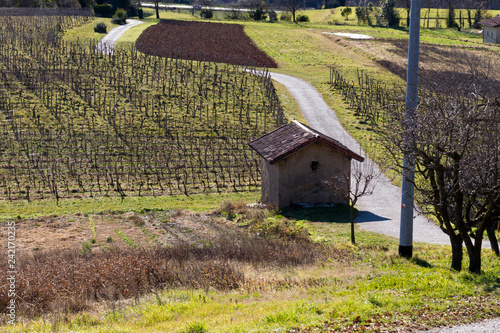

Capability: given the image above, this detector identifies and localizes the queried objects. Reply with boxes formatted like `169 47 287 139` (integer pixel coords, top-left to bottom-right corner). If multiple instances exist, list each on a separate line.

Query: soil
1 210 242 255
135 19 278 68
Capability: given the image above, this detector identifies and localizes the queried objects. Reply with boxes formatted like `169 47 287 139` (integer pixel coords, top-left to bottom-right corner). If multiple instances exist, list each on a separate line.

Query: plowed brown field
136 19 278 68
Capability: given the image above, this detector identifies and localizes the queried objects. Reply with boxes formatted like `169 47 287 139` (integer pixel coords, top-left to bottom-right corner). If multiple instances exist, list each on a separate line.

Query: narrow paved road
269 72 490 248
95 19 144 54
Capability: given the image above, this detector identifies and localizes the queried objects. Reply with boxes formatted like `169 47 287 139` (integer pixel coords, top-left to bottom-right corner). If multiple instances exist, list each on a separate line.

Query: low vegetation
1 4 500 332
2 202 500 332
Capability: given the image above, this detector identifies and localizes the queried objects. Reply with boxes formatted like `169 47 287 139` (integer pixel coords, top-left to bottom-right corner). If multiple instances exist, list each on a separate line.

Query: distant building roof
479 15 500 27
249 120 364 164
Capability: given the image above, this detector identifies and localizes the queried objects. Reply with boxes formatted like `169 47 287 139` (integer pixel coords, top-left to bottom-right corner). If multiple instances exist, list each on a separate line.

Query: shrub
377 0 400 27
138 8 143 19
183 323 209 333
82 241 92 254
200 9 213 19
280 12 291 21
93 3 113 18
268 10 277 22
249 6 267 21
341 7 352 20
297 14 309 22
112 8 127 25
127 5 139 17
93 22 107 33
225 8 244 20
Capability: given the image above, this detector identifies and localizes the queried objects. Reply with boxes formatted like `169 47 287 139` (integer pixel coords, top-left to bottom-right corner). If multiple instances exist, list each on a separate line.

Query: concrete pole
399 0 421 258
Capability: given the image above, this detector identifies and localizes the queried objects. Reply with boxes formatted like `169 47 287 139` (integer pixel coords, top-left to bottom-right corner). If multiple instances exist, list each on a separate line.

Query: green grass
115 229 139 248
5 229 500 332
0 192 259 221
63 18 121 42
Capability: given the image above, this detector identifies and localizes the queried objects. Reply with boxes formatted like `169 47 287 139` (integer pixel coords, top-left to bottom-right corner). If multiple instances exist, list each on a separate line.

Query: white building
479 15 500 44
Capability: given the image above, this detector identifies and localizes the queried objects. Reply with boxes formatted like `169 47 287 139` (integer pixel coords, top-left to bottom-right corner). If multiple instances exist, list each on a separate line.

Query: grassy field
3 203 500 332
2 6 500 333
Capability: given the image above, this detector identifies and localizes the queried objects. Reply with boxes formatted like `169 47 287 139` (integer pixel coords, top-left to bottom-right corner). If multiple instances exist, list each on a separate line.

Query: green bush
94 4 113 18
200 9 213 19
280 12 291 21
94 22 107 33
249 6 267 21
297 14 309 22
268 10 277 22
112 8 127 25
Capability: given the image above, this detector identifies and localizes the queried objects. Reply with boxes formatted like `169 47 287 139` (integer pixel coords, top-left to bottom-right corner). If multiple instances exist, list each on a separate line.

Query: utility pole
399 0 421 258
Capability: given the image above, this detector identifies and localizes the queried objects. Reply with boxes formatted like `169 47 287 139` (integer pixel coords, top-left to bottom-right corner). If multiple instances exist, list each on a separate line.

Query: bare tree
154 0 160 19
399 0 411 27
442 0 457 28
280 0 302 23
328 155 381 244
382 73 500 273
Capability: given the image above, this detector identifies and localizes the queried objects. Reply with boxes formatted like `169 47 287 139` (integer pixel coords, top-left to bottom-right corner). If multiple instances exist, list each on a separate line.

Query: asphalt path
95 19 144 54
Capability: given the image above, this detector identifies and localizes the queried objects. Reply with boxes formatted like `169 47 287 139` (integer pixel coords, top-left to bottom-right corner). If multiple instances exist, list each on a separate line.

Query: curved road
95 19 144 54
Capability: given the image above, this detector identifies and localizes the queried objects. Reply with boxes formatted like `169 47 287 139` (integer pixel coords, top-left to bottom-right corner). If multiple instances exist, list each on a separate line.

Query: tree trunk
487 222 500 256
467 237 482 274
447 5 455 28
350 204 355 244
450 234 463 271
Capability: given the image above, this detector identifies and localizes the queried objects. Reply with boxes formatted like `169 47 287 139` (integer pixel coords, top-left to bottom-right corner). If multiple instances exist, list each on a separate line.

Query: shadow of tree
281 205 352 223
411 256 433 268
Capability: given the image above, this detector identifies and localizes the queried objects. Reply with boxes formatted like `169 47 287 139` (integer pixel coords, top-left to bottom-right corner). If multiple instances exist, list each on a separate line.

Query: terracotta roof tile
248 121 364 164
479 16 500 27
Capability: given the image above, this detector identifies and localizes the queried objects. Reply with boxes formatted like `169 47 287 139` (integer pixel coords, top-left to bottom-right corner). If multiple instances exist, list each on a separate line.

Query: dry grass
0 215 349 321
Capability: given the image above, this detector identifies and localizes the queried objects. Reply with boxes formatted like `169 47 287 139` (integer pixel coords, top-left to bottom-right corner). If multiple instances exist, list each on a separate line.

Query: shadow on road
355 211 390 223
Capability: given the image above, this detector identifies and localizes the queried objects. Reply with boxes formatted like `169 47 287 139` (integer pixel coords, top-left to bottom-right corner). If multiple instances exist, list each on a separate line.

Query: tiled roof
479 16 500 27
248 121 364 164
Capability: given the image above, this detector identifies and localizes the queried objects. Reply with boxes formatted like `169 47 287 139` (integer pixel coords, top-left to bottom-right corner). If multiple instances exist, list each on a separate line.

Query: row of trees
354 0 494 27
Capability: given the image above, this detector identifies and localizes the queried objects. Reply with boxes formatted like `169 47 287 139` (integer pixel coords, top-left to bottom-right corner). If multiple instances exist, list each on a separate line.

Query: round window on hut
310 161 319 172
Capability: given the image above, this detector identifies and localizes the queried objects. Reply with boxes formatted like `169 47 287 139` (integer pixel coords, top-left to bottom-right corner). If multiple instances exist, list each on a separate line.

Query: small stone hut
249 121 364 209
479 15 500 44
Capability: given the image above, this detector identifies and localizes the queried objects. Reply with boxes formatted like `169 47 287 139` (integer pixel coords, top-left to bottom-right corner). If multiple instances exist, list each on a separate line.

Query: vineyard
329 42 500 128
0 16 285 201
